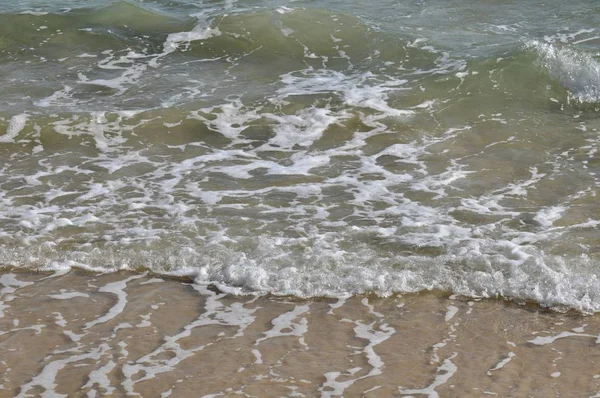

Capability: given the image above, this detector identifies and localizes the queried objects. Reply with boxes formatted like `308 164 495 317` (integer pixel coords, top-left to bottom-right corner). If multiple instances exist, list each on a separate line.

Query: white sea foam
255 304 309 347
320 299 395 396
528 40 600 103
0 274 34 318
534 206 565 228
0 114 28 143
17 343 111 398
121 286 258 393
19 10 48 15
48 291 90 300
445 306 458 322
487 352 515 376
162 26 221 56
528 331 598 346
81 360 116 396
84 274 146 329
399 353 458 397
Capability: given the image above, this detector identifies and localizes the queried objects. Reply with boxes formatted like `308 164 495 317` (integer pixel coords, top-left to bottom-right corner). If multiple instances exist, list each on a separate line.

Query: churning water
2 0 600 311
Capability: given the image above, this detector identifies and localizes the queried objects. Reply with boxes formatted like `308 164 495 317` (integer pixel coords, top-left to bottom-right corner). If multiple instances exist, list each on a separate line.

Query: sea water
1 0 600 312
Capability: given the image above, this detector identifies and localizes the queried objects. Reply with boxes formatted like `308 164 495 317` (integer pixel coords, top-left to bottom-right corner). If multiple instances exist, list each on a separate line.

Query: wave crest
527 40 600 104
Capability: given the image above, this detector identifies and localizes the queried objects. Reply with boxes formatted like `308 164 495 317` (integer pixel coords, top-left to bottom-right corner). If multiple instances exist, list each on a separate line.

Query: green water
1 1 600 311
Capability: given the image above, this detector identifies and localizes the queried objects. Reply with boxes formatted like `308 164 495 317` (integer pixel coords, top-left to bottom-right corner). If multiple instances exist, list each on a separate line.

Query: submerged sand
0 269 599 397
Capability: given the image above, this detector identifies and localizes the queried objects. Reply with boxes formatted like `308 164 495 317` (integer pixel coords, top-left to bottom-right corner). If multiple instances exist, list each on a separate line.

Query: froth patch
527 40 600 104
0 114 28 143
162 26 221 56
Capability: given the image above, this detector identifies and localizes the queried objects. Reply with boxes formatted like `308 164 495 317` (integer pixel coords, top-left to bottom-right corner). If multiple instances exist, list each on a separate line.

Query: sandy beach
0 269 598 397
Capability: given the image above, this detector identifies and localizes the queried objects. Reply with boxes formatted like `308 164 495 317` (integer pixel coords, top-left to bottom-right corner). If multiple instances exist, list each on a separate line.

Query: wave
527 40 600 104
1 3 600 314
1 234 600 313
0 4 446 112
0 3 409 63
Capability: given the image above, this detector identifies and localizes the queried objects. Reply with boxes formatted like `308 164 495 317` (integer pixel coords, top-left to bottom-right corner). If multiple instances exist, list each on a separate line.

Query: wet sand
0 269 599 397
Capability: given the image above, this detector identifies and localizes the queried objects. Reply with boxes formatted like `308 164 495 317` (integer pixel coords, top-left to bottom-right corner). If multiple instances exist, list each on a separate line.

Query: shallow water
1 270 600 397
1 1 600 311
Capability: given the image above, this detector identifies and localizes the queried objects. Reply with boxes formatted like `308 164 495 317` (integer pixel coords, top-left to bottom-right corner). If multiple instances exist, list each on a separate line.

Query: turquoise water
2 1 600 311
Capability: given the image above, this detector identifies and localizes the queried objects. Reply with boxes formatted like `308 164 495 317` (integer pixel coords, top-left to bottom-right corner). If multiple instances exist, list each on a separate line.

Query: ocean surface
1 0 600 312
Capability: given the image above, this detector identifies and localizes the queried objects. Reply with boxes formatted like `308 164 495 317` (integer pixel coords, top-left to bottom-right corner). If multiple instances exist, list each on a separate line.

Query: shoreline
0 266 591 315
1 269 600 396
